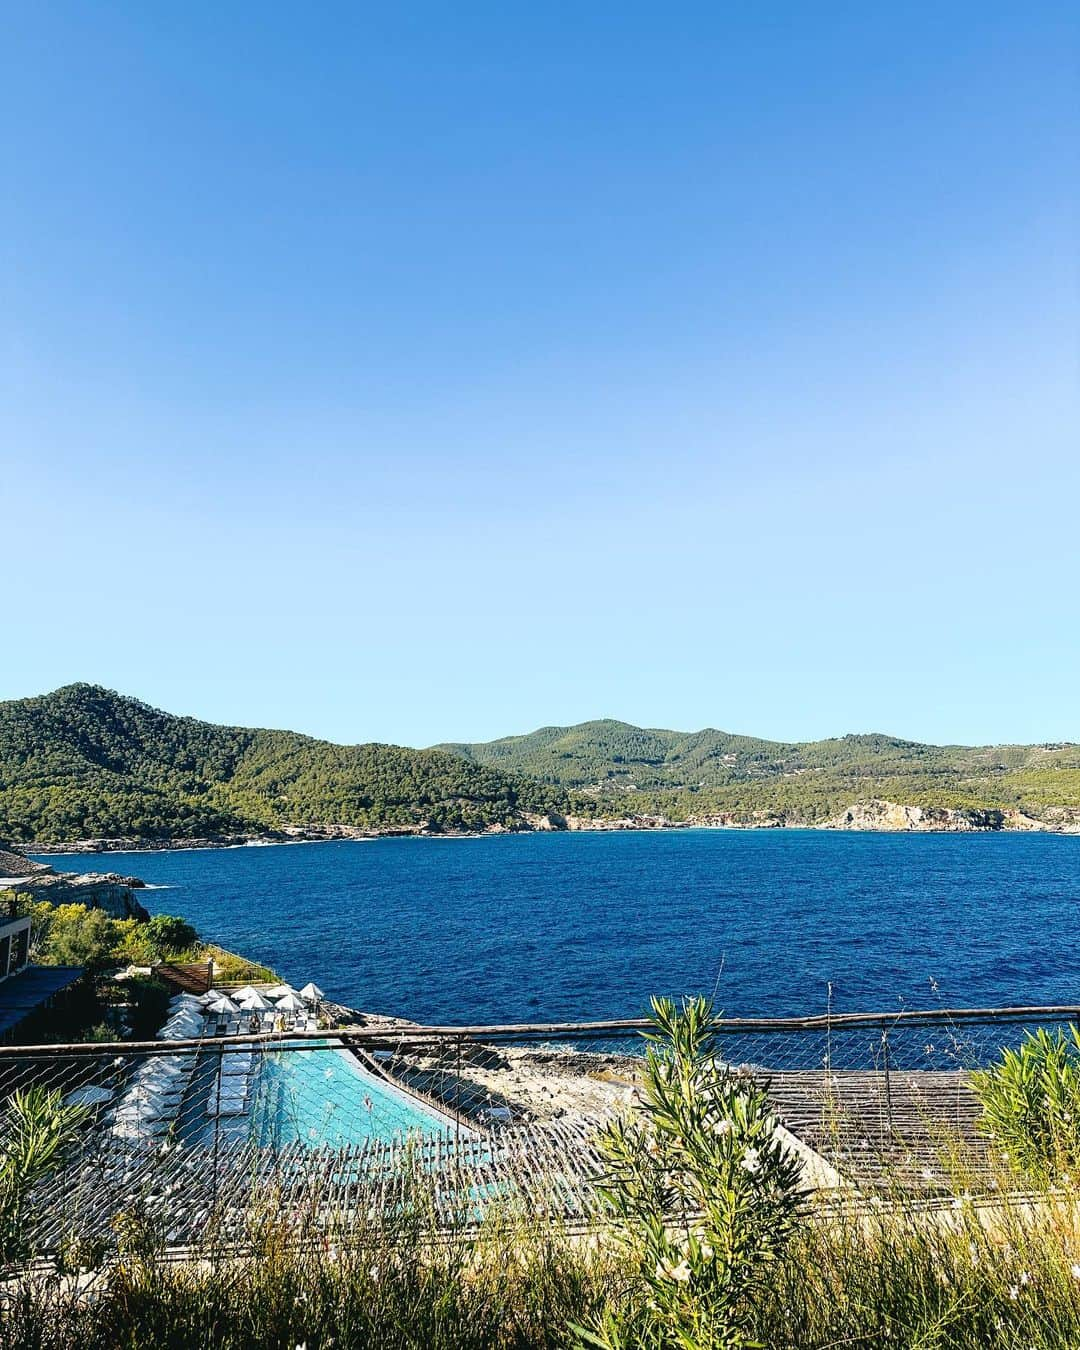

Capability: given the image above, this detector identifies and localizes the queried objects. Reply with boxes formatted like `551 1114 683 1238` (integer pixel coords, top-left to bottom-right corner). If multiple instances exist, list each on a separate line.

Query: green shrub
143 914 198 955
0 1087 88 1265
971 1026 1080 1182
577 996 805 1349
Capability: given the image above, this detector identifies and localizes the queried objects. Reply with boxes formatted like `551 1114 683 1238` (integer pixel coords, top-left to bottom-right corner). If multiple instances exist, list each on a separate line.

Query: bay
35 829 1080 1024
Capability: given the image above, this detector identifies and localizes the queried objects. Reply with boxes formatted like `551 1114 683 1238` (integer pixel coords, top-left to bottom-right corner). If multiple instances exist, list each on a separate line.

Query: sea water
36 829 1080 1023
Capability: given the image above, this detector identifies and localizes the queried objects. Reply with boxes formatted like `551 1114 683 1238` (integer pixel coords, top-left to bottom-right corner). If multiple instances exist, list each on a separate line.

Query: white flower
1008 1285 1020 1301
712 1118 733 1137
655 1257 692 1283
740 1147 761 1174
1020 1270 1030 1286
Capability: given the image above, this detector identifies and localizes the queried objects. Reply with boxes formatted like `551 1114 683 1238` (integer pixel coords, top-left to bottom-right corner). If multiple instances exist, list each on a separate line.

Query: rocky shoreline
0 843 151 919
19 795 1080 856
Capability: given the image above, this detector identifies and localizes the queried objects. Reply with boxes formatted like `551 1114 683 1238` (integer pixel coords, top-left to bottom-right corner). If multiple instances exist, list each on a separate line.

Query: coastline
25 803 1080 856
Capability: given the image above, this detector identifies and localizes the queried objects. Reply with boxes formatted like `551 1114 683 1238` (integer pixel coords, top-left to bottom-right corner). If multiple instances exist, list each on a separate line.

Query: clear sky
3 3 1077 748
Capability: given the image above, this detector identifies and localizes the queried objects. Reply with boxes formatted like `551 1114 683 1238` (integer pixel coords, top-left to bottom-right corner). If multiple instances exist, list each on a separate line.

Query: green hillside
4 687 1080 844
0 685 570 843
438 720 1080 825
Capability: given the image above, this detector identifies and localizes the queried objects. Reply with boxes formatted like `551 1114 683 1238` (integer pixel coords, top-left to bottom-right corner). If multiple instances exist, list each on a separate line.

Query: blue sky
3 3 1077 747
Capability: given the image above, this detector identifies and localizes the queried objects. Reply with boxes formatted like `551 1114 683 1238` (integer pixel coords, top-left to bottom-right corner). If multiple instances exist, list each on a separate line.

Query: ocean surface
34 830 1080 1025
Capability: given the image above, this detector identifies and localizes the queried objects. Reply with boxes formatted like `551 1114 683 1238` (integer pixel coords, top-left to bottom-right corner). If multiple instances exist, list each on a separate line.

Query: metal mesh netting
1 1001 1078 1263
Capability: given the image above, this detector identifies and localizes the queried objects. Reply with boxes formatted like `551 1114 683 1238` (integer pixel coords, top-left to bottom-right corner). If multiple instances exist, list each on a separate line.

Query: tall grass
9 1193 1080 1349
3 1213 616 1350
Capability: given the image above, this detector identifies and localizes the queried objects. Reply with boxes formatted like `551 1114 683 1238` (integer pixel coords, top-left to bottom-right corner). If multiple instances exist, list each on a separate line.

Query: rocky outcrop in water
0 841 150 920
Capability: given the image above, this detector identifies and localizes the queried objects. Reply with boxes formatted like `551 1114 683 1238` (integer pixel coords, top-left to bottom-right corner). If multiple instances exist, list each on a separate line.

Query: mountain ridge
435 716 1080 828
0 683 571 844
3 685 1080 844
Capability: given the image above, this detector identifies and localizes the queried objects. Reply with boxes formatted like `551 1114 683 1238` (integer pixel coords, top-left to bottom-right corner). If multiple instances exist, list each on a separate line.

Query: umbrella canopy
232 985 263 1003
299 982 324 1002
264 985 298 1000
207 995 239 1014
160 1014 202 1039
197 990 221 1006
238 990 270 1011
275 992 305 1012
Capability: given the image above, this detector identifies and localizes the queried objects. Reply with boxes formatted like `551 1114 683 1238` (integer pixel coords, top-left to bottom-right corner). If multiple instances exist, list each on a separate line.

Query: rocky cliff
0 841 150 920
820 800 1065 833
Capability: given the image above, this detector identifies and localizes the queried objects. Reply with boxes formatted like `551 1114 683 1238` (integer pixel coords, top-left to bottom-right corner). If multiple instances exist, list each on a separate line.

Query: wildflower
370 1265 380 1281
741 1147 761 1174
1009 1286 1020 1301
1071 1264 1080 1281
656 1257 692 1283
712 1118 732 1137
968 1243 979 1266
1020 1271 1030 1286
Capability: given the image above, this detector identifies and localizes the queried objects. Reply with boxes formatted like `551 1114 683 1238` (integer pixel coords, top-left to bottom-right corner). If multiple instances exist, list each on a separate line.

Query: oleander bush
576 995 805 1349
0 1087 88 1265
971 1026 1080 1183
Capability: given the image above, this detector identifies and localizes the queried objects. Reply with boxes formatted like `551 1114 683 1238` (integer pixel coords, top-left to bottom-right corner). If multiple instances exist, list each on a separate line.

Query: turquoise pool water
250 1042 455 1149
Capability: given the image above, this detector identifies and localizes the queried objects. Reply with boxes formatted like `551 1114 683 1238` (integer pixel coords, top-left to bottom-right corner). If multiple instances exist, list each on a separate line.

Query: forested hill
0 685 570 844
437 719 1080 827
5 688 1080 844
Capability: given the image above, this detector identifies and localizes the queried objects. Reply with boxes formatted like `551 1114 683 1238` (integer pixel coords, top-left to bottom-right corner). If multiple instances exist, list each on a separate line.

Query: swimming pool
249 1041 458 1150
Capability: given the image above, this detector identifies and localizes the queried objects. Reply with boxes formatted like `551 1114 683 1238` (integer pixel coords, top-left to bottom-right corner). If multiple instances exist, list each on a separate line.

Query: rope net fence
2 1002 1079 1264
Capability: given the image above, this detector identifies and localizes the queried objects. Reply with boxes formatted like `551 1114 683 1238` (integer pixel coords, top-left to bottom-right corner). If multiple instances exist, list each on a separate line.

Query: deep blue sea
34 830 1080 1025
